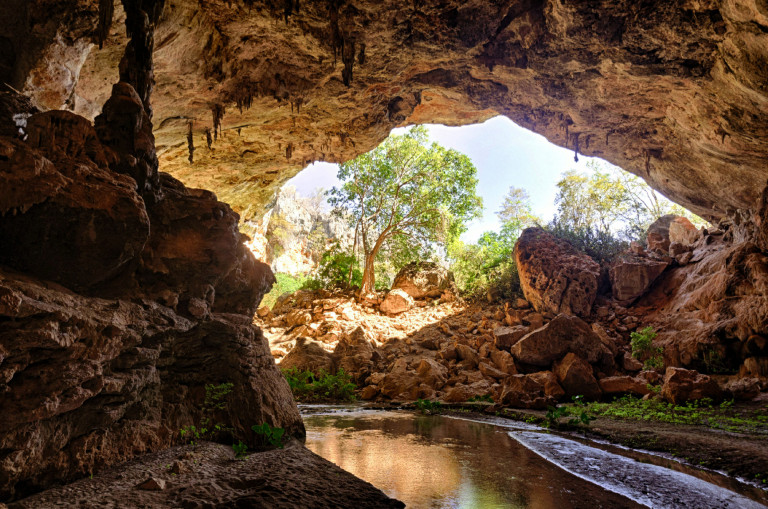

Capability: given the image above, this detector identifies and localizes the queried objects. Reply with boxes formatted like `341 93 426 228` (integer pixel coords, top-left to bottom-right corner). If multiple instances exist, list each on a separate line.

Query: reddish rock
598 376 651 397
553 353 601 400
379 289 414 315
391 262 456 299
661 367 723 404
479 360 508 380
498 372 564 409
360 385 380 400
647 215 698 255
416 358 448 389
490 349 518 375
510 314 605 367
333 327 375 384
609 256 668 302
493 325 528 350
0 126 149 291
279 338 334 375
514 228 600 318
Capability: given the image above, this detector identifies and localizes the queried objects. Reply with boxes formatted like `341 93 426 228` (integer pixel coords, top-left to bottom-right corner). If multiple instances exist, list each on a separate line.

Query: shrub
251 423 286 448
448 231 521 300
415 399 443 415
179 382 234 445
630 326 664 370
544 218 628 265
281 368 357 402
545 395 593 428
261 273 308 309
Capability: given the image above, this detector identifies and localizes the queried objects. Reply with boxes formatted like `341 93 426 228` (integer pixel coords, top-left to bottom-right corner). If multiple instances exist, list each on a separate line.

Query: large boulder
498 371 564 409
661 367 723 404
514 228 600 318
609 256 669 302
390 261 456 299
598 376 652 397
510 314 606 367
646 215 699 254
279 337 334 375
553 353 601 400
379 288 414 315
333 327 375 384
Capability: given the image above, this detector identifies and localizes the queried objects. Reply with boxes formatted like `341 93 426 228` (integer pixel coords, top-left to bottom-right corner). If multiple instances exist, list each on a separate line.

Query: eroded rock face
5 0 768 223
0 270 302 499
515 228 600 318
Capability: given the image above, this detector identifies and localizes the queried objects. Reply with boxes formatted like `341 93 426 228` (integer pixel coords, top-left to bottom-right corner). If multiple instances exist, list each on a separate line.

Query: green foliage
544 217 629 264
415 399 443 414
554 161 708 242
448 231 520 299
179 382 234 445
585 395 768 433
251 423 286 448
630 327 664 370
497 186 541 239
303 242 362 290
545 395 594 428
282 368 357 402
328 126 482 293
261 273 309 309
699 348 732 374
232 440 248 458
467 394 494 403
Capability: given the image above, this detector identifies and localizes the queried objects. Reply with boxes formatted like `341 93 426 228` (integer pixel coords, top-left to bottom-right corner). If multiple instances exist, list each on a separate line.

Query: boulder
333 327 375 384
609 256 669 302
490 349 518 375
514 228 600 318
598 376 651 397
279 338 334 375
646 215 699 254
391 261 456 299
510 314 605 367
416 358 448 389
379 288 414 315
661 367 723 404
493 325 528 350
498 372 564 409
721 377 762 401
553 353 601 400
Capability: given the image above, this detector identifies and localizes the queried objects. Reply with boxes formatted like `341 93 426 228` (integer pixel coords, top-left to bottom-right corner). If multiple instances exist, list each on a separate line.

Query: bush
303 242 362 290
544 218 628 265
448 231 521 300
261 273 308 309
630 326 664 370
282 368 357 402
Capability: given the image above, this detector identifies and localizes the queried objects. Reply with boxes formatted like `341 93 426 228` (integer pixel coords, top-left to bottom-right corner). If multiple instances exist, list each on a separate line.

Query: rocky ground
5 441 404 509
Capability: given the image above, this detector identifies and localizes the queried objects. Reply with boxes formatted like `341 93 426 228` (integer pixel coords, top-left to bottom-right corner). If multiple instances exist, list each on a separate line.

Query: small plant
545 396 593 428
415 399 443 415
631 326 664 370
467 394 494 403
646 383 661 394
252 423 286 448
179 382 234 445
232 441 248 459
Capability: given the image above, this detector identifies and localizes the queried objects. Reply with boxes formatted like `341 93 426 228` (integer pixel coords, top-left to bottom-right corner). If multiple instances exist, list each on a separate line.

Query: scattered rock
598 376 651 396
510 314 605 367
553 353 602 400
137 477 166 491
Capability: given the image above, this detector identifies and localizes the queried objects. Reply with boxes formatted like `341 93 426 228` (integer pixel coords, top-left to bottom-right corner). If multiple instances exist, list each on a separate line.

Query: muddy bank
7 441 403 509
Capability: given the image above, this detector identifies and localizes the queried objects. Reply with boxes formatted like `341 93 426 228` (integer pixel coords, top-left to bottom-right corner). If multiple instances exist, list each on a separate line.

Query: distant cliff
244 186 353 275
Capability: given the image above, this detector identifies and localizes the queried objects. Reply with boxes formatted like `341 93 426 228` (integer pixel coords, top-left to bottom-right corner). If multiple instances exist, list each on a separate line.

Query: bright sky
286 115 611 243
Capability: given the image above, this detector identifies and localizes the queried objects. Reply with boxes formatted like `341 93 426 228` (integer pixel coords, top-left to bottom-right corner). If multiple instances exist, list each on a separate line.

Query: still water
302 407 767 509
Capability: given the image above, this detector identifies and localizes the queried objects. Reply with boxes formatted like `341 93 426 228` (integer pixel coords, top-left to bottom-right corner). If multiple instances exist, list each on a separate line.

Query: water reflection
303 410 642 509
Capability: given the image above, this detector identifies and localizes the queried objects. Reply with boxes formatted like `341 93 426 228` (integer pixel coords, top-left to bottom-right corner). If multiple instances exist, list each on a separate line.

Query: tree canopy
328 126 482 295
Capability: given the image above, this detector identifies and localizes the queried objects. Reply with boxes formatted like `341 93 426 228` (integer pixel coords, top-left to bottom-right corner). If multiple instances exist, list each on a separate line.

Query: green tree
497 186 540 239
555 161 707 240
328 126 482 295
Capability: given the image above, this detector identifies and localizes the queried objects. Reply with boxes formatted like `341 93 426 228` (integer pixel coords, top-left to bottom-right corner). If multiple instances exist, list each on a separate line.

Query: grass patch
585 395 768 433
282 368 356 402
261 273 308 310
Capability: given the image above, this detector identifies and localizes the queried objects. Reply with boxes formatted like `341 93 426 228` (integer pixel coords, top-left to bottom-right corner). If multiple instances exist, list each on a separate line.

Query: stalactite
187 122 195 164
573 133 580 163
206 128 212 150
97 0 115 49
119 0 166 118
211 103 225 141
342 38 355 86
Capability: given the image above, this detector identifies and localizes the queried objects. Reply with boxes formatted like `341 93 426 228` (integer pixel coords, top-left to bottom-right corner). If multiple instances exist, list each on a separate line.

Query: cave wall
15 0 765 221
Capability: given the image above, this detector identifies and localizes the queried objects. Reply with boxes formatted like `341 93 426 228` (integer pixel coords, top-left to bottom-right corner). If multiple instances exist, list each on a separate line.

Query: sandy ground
6 441 404 509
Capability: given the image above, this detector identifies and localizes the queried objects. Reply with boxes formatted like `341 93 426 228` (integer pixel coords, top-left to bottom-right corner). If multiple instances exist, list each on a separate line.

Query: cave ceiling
4 0 768 221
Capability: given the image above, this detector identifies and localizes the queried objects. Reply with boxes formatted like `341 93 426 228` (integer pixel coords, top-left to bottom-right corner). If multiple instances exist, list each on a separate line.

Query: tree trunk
360 252 376 295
